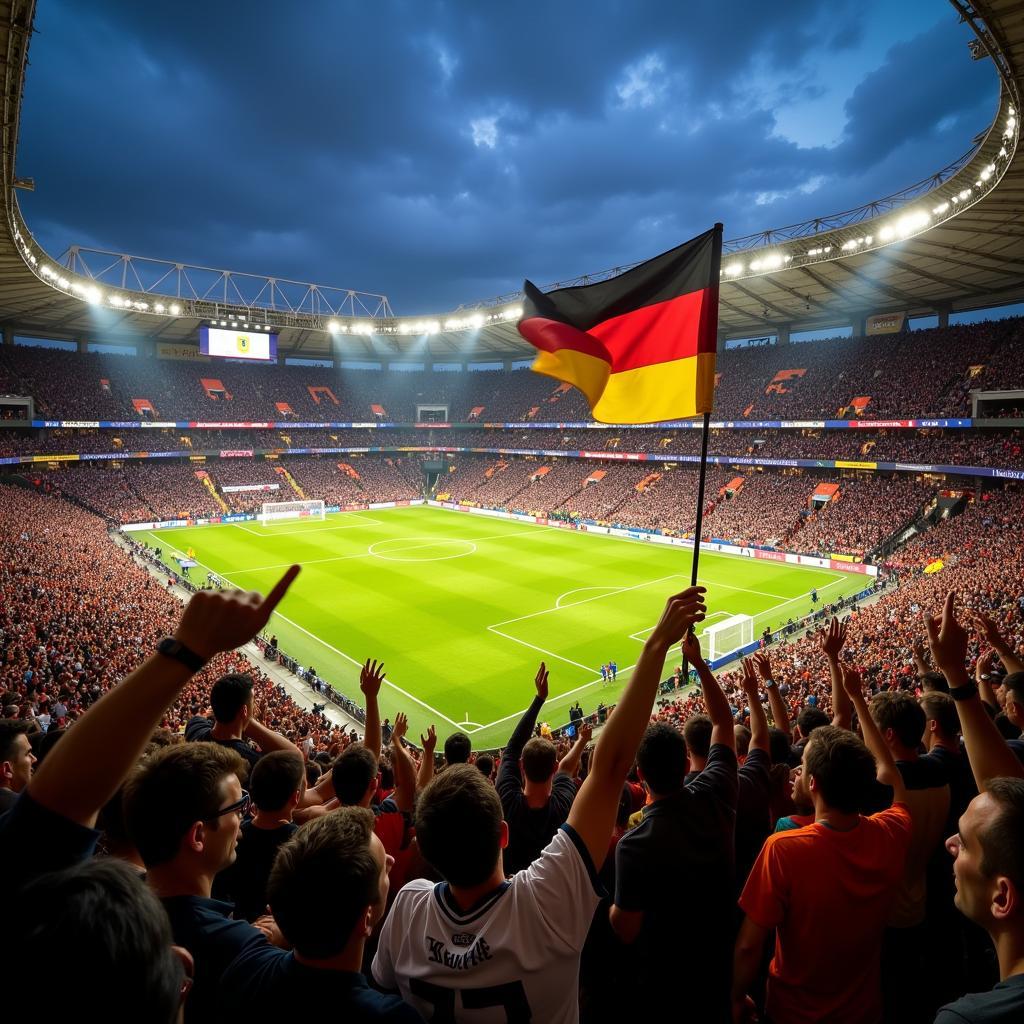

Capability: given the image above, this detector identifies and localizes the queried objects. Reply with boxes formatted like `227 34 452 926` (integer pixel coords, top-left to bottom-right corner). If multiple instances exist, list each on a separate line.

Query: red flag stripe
588 285 718 373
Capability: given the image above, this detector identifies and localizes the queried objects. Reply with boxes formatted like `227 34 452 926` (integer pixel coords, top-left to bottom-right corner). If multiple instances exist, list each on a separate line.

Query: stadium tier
2 317 1024 423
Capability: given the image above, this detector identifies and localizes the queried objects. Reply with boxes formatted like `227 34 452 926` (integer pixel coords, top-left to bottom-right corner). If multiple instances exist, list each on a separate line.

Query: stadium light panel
170 303 181 315
86 287 102 304
155 303 165 313
327 320 339 333
220 320 227 326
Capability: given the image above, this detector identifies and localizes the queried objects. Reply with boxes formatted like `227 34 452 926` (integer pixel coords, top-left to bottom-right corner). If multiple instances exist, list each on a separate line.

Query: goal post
260 499 326 525
702 613 755 662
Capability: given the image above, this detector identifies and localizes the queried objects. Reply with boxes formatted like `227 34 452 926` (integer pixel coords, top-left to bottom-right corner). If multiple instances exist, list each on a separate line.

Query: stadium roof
0 0 1022 360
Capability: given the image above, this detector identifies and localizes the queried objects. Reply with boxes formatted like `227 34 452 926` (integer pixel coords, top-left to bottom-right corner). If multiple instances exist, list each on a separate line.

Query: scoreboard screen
199 326 277 361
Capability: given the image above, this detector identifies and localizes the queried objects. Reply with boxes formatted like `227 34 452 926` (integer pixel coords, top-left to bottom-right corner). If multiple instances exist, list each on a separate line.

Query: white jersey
373 824 601 1023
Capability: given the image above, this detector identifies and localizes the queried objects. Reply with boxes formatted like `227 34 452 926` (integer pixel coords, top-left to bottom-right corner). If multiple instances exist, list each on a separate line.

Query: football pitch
139 506 867 749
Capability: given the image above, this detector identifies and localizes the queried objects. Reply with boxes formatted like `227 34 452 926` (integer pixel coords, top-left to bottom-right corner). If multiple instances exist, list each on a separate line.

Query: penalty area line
150 533 462 731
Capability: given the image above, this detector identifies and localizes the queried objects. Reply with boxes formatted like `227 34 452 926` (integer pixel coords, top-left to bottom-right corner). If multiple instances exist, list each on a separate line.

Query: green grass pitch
140 506 868 749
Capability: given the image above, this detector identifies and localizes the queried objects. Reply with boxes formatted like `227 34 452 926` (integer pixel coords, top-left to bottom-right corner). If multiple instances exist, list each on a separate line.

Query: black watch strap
949 683 979 702
157 637 207 672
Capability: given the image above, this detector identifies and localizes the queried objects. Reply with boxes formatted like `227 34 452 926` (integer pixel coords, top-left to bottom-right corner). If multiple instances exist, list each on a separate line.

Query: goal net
260 499 326 525
702 613 755 662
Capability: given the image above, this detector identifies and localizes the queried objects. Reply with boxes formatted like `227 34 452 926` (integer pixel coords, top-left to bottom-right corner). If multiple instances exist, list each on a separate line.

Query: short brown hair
682 714 711 760
920 692 960 739
979 778 1024 890
804 726 876 814
415 765 503 887
269 807 378 959
124 743 247 867
869 691 926 749
521 737 557 783
250 751 305 812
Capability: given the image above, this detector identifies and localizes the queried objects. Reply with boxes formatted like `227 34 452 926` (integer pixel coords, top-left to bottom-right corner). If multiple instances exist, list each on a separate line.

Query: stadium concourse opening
3 0 1024 1021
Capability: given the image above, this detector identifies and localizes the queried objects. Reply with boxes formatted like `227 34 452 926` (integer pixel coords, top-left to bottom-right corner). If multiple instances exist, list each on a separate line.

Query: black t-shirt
213 820 298 922
185 716 262 773
496 769 577 875
615 743 738 1019
920 746 980 828
735 747 772 889
935 974 1024 1023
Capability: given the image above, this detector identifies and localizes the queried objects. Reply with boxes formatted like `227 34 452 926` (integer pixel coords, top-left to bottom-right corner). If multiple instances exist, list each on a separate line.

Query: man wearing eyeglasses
124 742 274 1023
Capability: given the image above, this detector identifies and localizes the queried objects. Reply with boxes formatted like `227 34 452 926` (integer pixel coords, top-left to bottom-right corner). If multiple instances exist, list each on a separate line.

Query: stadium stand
2 317 1023 422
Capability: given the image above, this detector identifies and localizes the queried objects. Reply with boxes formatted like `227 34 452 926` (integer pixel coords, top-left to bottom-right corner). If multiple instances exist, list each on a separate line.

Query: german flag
518 225 722 423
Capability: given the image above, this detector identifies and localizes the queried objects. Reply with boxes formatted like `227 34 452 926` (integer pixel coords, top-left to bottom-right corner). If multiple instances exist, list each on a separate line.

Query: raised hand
740 657 759 695
535 662 549 702
360 658 386 698
821 616 847 660
392 712 408 743
924 592 969 675
420 724 437 753
580 722 593 745
174 564 300 661
682 627 704 666
650 587 708 653
752 650 773 681
840 665 867 706
972 611 1006 649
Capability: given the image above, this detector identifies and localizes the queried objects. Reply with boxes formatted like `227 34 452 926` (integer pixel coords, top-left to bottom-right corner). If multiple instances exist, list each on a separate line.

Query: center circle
367 538 477 562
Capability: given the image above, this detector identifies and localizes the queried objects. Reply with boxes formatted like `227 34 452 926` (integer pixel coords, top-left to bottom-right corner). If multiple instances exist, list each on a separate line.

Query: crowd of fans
15 453 944 559
3 425 1023 477
4 470 1024 1022
2 317 1022 424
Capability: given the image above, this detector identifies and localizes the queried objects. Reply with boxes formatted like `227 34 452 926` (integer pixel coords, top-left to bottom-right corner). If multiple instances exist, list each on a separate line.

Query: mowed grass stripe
142 506 867 749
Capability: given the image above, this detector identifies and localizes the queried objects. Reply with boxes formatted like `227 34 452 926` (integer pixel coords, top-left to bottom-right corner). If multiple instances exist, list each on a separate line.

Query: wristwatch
949 683 979 702
157 637 207 672
764 678 777 688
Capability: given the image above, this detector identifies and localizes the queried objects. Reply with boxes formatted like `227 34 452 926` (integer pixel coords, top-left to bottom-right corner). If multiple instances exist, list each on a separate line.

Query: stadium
1 0 1023 1022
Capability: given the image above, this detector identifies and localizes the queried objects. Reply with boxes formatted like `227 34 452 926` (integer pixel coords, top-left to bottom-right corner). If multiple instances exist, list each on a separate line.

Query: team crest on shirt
451 932 476 947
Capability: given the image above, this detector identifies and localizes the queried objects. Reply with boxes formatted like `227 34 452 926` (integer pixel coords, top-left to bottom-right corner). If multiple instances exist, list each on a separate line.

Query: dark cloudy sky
18 0 997 314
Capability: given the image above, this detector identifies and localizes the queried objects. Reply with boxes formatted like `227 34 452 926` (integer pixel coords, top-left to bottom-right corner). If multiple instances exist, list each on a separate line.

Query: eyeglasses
206 790 250 821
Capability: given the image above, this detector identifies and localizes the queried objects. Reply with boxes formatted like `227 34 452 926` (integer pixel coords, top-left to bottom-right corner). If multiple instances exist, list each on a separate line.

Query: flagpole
680 410 711 688
682 222 722 687
690 411 711 588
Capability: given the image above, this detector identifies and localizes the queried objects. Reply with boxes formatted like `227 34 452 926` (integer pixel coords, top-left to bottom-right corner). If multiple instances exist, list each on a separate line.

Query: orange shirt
740 803 912 1024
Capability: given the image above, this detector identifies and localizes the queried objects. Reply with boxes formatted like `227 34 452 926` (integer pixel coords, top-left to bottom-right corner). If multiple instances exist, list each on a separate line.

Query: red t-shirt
740 803 912 1024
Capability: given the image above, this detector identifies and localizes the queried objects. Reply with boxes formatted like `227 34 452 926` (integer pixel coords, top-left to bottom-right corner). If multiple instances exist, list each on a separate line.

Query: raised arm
388 713 417 814
359 658 385 758
974 612 1024 676
29 566 300 828
842 667 906 805
682 628 736 751
822 617 852 730
243 703 302 759
740 658 769 754
417 724 437 791
557 723 593 779
911 640 931 679
568 587 706 866
975 650 1002 711
505 663 548 762
754 650 790 736
927 593 1023 789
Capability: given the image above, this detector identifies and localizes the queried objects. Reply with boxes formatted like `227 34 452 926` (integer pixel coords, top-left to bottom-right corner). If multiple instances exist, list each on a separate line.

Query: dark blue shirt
0 791 100 886
220 945 423 1022
162 894 268 1024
